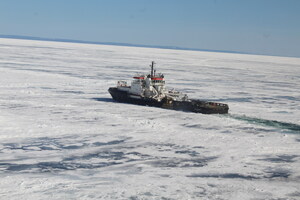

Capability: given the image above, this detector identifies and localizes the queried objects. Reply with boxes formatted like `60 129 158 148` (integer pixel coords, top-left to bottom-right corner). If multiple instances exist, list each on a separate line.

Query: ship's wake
228 114 300 133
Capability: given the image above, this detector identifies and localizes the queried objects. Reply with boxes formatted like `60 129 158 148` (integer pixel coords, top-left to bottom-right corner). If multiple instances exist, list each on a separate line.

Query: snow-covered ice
0 38 300 199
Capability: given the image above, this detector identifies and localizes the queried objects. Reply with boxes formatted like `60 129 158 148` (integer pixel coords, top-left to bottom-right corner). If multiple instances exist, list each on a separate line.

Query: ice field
0 38 300 199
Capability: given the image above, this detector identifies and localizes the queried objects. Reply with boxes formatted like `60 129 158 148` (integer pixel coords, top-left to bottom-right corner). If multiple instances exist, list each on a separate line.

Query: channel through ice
0 38 300 199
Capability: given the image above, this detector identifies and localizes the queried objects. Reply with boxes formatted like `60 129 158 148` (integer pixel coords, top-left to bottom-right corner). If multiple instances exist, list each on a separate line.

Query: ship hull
108 87 229 114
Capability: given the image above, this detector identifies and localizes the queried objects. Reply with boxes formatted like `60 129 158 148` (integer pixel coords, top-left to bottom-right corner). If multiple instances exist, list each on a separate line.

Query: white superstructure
116 62 187 101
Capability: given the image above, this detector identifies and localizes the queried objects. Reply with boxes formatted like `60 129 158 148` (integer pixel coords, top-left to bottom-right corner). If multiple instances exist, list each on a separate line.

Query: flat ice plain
0 38 299 199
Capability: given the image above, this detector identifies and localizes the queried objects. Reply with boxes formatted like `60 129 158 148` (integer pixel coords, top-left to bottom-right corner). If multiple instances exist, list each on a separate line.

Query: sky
0 0 300 57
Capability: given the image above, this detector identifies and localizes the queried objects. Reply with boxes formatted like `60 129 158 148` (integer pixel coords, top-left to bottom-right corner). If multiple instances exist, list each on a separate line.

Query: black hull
108 87 229 114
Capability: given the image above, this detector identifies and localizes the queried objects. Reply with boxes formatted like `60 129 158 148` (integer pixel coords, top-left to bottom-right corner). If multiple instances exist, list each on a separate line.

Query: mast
150 61 155 78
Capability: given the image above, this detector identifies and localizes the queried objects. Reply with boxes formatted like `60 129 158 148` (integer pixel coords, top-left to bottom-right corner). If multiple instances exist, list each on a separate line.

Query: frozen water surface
0 38 300 199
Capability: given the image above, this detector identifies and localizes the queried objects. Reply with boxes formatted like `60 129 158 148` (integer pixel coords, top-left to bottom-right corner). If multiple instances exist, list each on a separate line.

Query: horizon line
0 34 297 58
